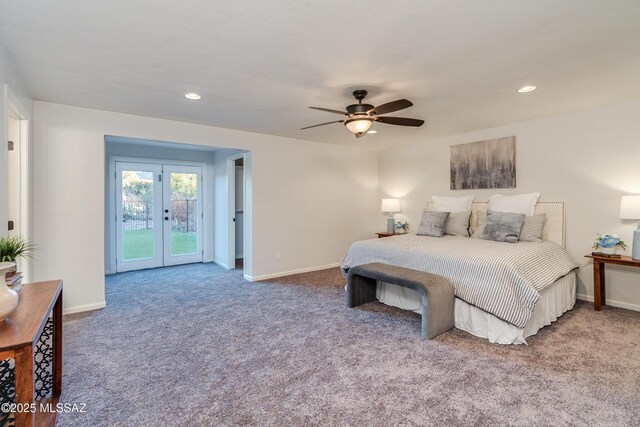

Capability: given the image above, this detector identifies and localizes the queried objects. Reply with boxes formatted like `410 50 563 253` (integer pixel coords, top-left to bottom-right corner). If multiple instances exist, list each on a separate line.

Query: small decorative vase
0 262 19 323
600 246 617 255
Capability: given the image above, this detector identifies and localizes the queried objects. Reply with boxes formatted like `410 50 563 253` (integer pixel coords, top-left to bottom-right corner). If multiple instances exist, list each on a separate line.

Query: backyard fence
122 200 197 232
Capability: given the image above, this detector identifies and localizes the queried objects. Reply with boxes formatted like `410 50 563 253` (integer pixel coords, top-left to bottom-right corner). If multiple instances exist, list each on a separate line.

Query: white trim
249 263 341 281
63 301 106 315
110 155 209 167
576 293 640 312
6 88 28 120
213 259 231 270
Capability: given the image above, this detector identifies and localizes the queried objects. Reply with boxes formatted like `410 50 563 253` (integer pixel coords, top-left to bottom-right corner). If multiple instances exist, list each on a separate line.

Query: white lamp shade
381 198 401 213
345 118 373 133
620 195 640 219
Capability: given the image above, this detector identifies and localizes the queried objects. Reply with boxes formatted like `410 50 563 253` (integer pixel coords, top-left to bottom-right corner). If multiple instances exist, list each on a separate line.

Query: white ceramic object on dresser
0 261 19 322
620 195 640 260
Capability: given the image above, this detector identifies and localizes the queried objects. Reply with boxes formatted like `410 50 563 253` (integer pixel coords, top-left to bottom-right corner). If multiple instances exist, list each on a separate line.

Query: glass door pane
163 165 203 266
122 170 155 260
169 172 198 255
116 162 163 272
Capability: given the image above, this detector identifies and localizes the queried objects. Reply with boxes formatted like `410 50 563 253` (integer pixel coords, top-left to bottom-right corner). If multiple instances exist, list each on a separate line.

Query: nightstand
375 232 395 238
585 254 640 310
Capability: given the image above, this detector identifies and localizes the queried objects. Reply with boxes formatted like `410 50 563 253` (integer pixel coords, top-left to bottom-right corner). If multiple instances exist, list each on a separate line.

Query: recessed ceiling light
518 85 537 93
184 92 202 100
367 130 377 134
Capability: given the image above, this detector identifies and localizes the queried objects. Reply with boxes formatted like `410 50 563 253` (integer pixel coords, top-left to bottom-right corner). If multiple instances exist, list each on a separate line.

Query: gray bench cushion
346 262 454 339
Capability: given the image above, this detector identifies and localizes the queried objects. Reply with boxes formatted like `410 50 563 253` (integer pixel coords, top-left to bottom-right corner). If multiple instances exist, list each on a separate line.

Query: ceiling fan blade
309 106 347 115
375 116 425 127
368 99 413 115
300 120 345 130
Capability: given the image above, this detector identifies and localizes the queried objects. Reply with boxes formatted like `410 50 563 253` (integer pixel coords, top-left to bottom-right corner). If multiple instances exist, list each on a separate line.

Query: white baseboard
213 259 231 270
63 301 106 315
577 293 640 312
249 263 341 282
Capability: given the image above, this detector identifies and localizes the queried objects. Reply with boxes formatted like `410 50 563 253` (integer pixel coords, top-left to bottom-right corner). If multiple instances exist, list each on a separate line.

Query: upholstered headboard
425 201 566 247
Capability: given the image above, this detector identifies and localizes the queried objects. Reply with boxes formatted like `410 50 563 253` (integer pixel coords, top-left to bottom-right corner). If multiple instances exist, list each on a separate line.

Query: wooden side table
0 280 63 427
375 232 395 238
585 254 640 310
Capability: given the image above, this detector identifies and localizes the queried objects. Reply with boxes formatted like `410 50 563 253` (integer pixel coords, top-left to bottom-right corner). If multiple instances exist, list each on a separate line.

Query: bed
341 202 579 344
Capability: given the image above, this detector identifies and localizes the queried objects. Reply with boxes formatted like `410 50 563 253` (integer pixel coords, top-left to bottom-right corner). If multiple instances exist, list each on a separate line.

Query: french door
115 162 203 272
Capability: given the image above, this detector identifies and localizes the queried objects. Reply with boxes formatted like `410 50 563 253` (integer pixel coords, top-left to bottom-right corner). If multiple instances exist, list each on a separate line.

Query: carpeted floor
58 263 640 426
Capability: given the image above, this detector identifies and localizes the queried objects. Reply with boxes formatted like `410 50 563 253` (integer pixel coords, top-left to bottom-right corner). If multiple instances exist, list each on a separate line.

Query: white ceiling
1 1 639 149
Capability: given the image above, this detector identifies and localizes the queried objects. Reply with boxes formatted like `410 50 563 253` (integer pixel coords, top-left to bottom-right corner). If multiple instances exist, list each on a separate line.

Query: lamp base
632 227 640 260
386 216 395 234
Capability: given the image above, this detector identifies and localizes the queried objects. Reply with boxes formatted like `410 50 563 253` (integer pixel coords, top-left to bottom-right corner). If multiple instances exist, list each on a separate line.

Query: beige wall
379 99 640 311
33 101 380 313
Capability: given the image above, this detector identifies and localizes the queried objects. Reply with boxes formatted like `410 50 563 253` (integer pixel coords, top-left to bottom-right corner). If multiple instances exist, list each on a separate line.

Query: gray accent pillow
479 210 525 243
520 213 547 243
417 210 450 237
445 210 472 237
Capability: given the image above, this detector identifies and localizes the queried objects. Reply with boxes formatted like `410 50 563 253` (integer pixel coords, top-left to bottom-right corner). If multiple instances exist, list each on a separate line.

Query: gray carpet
58 263 640 426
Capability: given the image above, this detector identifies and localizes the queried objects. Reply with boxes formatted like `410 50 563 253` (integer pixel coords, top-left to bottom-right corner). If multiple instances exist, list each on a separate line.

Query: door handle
233 218 236 222
164 209 169 213
164 216 169 221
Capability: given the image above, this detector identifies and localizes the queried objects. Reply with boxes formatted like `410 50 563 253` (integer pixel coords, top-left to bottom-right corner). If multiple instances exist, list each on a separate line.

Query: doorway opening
234 157 244 269
105 136 252 280
115 161 203 272
228 153 245 270
5 95 31 280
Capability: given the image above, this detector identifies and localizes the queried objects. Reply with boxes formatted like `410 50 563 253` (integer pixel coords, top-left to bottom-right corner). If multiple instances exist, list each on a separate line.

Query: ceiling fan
301 89 425 138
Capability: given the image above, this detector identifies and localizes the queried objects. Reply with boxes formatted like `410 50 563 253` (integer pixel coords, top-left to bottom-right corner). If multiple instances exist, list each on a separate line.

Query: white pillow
488 193 540 216
432 195 474 213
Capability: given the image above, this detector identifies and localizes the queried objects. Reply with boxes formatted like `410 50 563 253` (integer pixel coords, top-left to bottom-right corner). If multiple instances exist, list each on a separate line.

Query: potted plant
0 236 36 271
593 233 627 255
394 221 410 234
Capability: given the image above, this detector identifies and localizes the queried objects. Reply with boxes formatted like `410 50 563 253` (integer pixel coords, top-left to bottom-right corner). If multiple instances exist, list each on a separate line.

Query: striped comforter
340 234 578 328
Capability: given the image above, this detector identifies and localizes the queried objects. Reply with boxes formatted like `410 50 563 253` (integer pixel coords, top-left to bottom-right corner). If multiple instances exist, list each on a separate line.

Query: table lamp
381 198 401 234
620 195 640 260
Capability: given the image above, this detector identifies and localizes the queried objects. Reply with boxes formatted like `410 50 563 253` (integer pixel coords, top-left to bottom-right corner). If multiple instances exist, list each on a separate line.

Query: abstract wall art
450 136 516 190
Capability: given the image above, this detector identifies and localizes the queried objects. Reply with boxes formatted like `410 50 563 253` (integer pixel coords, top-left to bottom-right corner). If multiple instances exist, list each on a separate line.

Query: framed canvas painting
450 136 516 190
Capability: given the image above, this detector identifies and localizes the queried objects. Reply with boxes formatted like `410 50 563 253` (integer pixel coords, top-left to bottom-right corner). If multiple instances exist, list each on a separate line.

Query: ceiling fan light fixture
345 118 373 134
518 85 537 93
302 89 423 137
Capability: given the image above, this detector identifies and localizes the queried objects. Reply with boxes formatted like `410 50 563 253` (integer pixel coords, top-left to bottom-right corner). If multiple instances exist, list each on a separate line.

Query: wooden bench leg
347 274 377 307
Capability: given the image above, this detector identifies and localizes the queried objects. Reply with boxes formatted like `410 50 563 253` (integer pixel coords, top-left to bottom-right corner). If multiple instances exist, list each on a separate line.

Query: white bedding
378 271 576 344
341 234 579 328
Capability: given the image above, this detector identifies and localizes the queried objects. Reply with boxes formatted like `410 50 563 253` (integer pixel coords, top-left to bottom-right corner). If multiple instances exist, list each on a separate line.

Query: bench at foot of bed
346 262 455 339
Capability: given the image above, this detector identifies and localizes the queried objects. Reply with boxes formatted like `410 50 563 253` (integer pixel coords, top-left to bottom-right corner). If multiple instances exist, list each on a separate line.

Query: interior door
116 162 163 272
162 165 203 266
7 115 20 237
